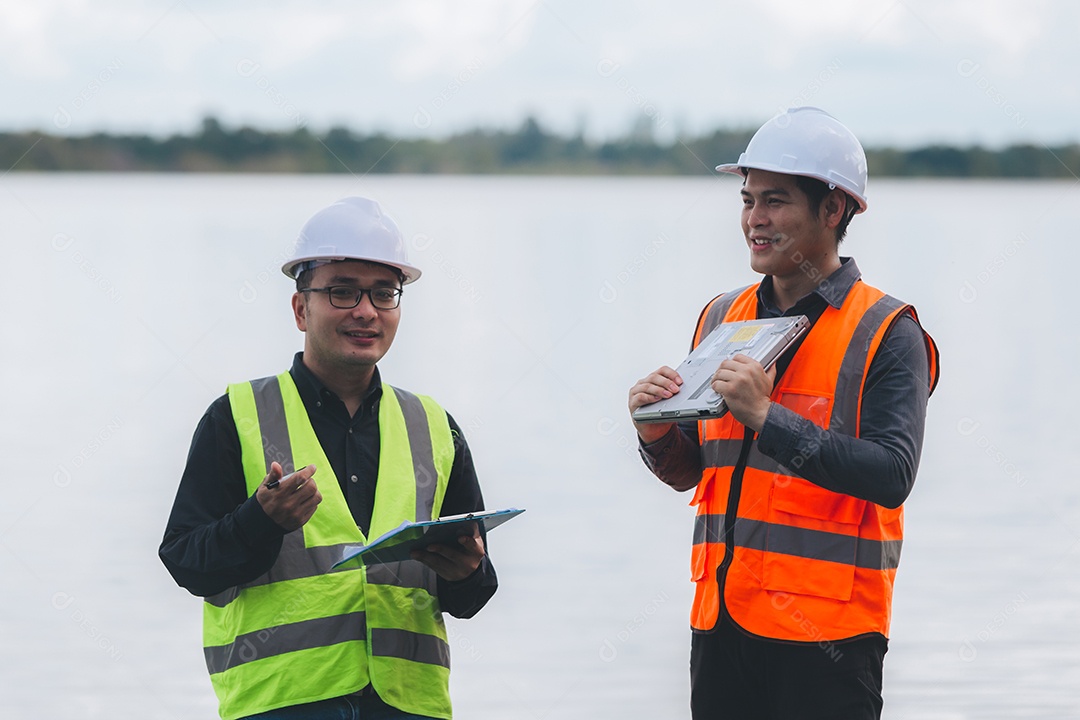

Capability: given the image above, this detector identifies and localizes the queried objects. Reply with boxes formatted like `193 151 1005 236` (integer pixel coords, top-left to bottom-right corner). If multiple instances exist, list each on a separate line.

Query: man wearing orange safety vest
628 107 939 720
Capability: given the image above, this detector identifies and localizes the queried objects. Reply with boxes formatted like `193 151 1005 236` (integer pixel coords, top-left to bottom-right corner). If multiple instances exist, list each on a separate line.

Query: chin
749 258 773 276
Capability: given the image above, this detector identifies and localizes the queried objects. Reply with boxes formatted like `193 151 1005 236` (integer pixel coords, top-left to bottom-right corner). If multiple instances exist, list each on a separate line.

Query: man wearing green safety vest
160 197 498 719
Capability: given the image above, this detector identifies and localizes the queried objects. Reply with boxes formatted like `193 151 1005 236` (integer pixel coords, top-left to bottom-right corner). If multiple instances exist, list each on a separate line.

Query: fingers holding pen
262 462 314 490
256 463 322 531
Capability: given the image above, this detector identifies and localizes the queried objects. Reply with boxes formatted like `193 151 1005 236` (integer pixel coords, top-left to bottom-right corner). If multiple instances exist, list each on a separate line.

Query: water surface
2 174 1077 718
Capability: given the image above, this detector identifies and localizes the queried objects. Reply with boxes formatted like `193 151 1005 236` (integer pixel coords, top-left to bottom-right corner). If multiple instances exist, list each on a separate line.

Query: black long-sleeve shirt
159 353 497 619
639 258 933 508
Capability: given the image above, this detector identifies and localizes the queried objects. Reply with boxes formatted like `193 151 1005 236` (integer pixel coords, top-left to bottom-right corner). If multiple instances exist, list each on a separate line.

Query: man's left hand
712 354 776 432
411 523 485 581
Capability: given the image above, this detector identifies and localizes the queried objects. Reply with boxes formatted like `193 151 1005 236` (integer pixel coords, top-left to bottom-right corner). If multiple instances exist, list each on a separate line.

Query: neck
303 354 376 417
771 253 842 312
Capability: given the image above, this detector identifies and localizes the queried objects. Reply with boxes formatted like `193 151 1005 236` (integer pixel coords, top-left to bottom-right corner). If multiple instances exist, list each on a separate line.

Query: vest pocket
774 389 832 428
691 540 709 582
761 477 865 601
690 468 716 582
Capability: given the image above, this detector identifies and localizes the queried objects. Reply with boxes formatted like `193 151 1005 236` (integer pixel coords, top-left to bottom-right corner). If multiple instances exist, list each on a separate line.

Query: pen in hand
266 465 309 490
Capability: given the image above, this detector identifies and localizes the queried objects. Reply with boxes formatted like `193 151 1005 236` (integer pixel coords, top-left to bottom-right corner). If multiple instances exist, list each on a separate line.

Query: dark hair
294 262 406 292
793 176 859 244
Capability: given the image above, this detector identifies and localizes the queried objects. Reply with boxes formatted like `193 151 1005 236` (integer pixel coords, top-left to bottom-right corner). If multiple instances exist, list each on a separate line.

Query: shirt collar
756 256 862 312
289 352 383 408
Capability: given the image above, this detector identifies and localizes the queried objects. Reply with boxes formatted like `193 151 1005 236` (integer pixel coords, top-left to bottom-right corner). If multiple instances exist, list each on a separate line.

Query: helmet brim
282 256 423 284
714 162 867 213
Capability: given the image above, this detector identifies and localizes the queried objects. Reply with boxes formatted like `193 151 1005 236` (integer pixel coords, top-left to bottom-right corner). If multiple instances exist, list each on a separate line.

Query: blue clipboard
333 508 525 568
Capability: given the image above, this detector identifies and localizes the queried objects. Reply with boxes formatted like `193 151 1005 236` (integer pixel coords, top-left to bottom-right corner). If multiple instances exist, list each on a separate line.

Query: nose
350 291 379 319
746 202 768 228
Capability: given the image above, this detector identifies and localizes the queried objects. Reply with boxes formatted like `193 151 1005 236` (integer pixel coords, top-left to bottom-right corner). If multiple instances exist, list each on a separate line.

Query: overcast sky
3 0 1077 148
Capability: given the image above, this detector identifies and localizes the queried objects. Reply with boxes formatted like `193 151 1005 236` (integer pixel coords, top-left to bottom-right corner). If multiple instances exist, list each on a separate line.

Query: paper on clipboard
334 508 525 568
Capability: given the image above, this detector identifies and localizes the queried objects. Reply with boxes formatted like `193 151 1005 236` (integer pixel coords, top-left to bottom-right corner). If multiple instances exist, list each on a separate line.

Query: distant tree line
1 115 1077 177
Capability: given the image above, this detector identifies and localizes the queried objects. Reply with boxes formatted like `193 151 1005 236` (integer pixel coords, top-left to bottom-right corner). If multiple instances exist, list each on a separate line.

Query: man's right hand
628 366 683 445
255 462 321 532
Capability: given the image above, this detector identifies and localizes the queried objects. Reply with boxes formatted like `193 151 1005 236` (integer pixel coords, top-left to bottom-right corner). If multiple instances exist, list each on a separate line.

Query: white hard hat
281 196 422 283
715 107 868 213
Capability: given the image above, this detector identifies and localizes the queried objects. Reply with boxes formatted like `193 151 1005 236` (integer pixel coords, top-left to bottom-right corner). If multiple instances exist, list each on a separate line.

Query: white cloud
376 0 539 80
936 0 1049 57
0 3 78 78
0 0 1076 144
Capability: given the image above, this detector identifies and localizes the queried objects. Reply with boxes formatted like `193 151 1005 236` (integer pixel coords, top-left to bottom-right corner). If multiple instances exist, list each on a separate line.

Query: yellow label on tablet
730 326 762 343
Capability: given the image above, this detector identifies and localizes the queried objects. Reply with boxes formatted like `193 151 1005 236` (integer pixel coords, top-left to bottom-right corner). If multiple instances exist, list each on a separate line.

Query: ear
291 292 308 332
820 189 847 230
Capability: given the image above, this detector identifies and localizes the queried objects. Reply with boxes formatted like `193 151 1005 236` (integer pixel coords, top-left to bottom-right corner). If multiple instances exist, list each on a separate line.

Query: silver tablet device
632 315 810 424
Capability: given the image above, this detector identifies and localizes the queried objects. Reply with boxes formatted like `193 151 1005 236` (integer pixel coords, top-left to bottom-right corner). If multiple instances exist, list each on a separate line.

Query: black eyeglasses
301 285 403 310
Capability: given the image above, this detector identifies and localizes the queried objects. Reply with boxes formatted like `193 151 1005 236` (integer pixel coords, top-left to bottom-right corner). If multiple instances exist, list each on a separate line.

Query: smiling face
739 169 842 290
292 260 402 384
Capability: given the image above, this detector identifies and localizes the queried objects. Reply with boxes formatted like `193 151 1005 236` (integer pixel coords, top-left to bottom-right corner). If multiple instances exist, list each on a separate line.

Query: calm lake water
2 174 1078 718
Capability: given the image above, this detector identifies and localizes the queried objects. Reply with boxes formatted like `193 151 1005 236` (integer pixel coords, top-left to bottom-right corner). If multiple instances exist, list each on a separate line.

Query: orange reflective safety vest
689 280 939 641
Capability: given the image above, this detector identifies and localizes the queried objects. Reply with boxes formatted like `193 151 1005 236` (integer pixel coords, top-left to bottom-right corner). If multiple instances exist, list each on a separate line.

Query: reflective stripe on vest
693 514 903 570
689 282 940 641
203 373 455 720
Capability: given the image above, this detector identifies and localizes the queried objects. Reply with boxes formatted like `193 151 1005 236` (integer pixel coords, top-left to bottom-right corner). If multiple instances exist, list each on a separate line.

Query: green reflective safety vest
202 372 456 720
